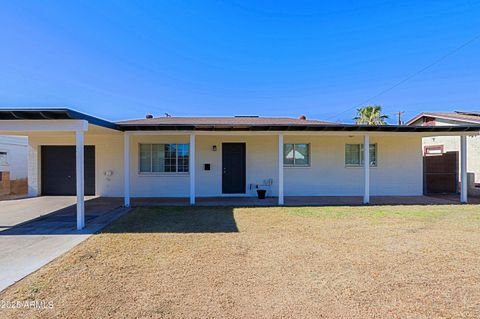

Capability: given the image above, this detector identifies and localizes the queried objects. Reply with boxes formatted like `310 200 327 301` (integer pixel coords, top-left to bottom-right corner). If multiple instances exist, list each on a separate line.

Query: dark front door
222 143 246 194
41 146 96 195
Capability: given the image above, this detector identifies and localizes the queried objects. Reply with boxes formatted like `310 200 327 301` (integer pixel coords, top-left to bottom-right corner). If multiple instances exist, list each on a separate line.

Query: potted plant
256 189 267 199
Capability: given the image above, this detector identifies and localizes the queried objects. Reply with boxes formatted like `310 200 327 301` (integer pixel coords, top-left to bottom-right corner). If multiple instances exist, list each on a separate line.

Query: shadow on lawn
105 206 239 233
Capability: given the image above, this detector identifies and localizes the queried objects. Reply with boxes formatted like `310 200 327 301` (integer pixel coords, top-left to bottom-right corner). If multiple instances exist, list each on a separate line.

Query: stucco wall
0 135 28 180
128 135 190 197
284 135 423 196
28 133 424 198
127 135 278 197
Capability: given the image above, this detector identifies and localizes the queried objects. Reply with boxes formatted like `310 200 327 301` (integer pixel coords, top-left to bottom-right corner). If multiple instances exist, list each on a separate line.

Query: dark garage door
41 146 95 195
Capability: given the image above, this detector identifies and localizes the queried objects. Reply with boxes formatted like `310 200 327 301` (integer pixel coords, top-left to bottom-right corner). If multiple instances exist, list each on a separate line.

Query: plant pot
257 189 267 199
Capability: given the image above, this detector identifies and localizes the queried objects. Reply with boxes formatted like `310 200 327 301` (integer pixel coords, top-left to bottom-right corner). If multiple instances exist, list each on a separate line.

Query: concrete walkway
0 197 127 292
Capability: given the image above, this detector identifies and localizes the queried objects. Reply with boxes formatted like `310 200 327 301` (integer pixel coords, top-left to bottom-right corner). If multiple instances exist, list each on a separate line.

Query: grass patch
288 205 464 220
1 204 480 318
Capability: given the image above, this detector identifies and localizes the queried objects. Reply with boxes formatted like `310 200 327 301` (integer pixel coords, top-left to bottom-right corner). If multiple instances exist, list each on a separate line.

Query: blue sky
0 1 479 123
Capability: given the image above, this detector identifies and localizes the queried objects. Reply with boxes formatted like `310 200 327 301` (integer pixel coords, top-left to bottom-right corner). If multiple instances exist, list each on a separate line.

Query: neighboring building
406 111 480 196
0 109 478 230
0 135 28 196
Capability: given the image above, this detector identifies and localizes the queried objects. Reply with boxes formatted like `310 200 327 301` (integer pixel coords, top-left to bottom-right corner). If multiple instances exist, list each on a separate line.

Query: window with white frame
0 152 7 166
284 143 310 167
139 144 189 173
345 144 377 167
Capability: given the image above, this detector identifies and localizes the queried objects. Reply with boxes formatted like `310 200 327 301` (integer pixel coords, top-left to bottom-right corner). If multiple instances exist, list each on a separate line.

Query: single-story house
406 111 480 196
0 108 478 230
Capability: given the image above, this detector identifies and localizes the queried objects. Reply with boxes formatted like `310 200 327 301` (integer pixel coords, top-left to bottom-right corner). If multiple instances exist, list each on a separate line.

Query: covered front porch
123 130 473 210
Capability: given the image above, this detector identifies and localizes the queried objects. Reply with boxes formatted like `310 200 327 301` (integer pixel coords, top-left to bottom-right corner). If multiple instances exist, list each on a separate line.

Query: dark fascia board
119 123 480 132
0 108 121 131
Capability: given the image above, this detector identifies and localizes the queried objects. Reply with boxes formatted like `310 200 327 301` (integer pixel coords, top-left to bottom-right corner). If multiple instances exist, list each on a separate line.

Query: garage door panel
41 146 95 196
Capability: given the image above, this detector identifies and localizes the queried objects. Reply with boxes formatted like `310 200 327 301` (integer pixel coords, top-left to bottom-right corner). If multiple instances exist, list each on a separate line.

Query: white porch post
278 133 284 205
189 133 196 205
76 130 85 230
124 133 130 207
363 134 370 204
460 135 468 203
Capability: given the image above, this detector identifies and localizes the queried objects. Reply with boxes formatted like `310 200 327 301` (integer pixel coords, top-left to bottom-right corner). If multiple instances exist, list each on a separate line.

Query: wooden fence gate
423 151 458 194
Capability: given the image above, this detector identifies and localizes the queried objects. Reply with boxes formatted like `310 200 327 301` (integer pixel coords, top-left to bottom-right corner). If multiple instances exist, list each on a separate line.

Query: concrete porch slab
130 195 474 207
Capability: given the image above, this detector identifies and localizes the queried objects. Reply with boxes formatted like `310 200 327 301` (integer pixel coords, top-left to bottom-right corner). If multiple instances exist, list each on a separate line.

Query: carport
0 109 122 230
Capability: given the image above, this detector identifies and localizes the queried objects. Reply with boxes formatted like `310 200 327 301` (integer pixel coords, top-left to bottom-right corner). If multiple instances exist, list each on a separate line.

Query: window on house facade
345 144 377 167
284 144 310 166
0 152 7 166
139 144 189 173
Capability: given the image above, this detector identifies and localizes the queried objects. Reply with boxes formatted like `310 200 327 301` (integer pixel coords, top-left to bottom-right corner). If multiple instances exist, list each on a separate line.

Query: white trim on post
76 130 85 230
278 134 284 205
363 134 370 204
460 135 468 203
189 133 196 205
124 133 130 207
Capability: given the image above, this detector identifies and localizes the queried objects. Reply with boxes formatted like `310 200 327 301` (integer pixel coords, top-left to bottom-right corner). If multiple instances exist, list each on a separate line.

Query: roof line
405 112 428 125
0 108 121 131
116 116 335 125
65 109 121 130
119 123 480 132
0 108 478 133
406 112 480 125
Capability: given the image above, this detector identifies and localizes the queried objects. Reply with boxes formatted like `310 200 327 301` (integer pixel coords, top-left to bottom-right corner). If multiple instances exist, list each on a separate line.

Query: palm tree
354 105 389 125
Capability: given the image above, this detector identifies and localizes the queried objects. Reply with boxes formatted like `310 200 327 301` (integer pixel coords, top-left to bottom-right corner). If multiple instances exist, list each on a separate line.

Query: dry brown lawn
1 205 480 318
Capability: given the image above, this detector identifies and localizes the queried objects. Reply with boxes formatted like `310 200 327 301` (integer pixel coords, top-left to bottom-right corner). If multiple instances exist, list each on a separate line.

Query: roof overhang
0 108 121 131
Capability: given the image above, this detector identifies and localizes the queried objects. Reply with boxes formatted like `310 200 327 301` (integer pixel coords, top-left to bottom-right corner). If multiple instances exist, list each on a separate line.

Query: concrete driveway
0 196 127 292
0 196 96 231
